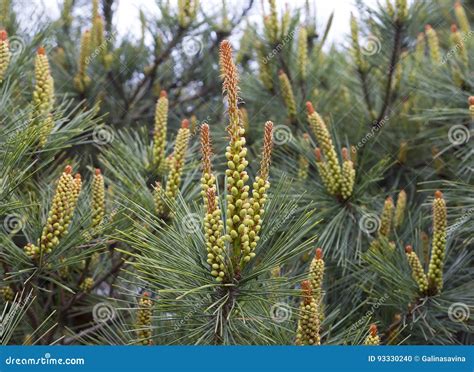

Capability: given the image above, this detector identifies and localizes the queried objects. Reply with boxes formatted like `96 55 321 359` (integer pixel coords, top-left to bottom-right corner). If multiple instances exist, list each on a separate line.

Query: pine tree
1 0 472 346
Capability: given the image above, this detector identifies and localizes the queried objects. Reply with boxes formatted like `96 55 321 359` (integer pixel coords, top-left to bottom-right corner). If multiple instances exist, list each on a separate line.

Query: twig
374 21 403 127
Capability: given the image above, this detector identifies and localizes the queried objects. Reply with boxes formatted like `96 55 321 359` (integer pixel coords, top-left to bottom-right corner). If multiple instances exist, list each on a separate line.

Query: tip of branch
315 248 323 260
369 324 378 337
220 39 232 52
264 120 274 131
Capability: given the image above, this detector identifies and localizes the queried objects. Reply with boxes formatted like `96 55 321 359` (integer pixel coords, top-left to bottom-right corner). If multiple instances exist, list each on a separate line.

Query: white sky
28 0 379 44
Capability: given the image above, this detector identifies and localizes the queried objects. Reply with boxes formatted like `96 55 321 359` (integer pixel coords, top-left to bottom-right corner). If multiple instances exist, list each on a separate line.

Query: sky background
28 0 380 44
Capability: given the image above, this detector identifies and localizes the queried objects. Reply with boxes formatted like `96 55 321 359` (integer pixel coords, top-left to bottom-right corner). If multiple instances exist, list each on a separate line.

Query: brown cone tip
160 90 167 98
303 133 310 140
0 30 7 41
143 291 150 297
468 96 474 106
220 39 232 52
455 1 461 7
369 324 378 336
386 196 393 204
181 119 190 129
405 245 413 253
37 46 46 55
306 101 315 115
434 190 443 199
451 24 458 33
74 173 81 180
315 248 323 260
425 24 432 31
95 168 101 176
265 121 274 130
64 165 73 174
278 69 285 76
